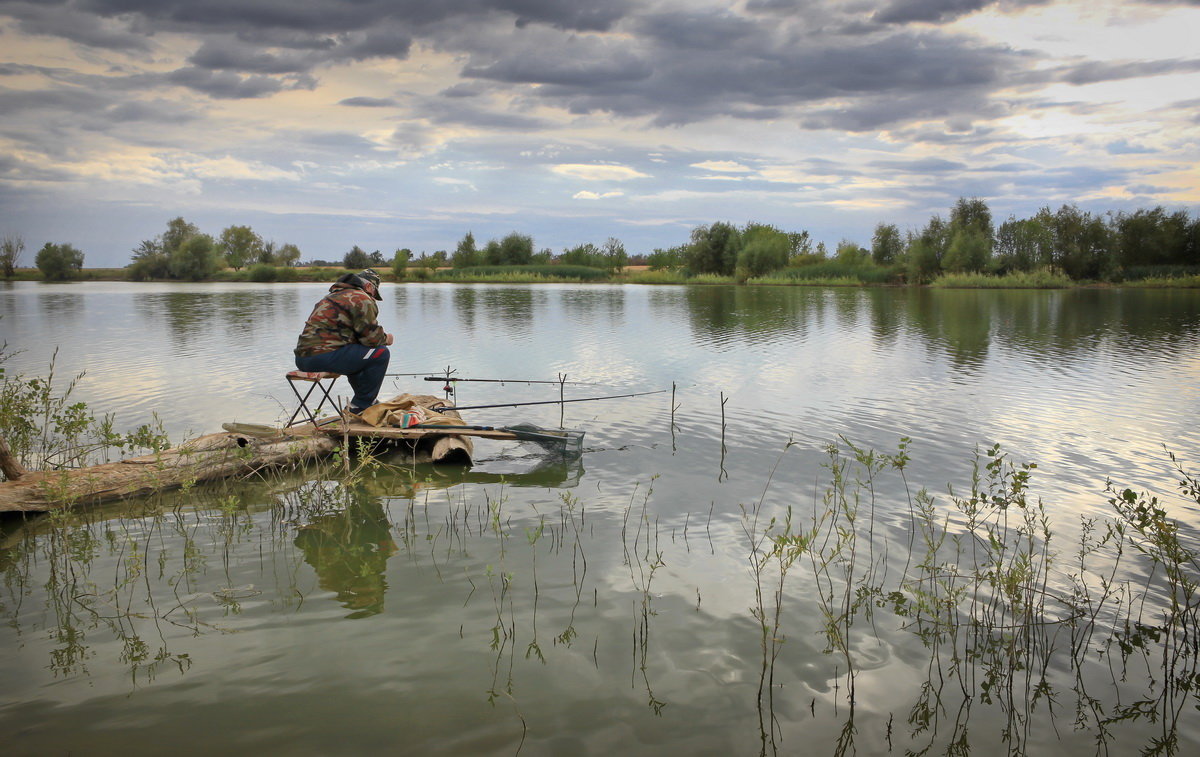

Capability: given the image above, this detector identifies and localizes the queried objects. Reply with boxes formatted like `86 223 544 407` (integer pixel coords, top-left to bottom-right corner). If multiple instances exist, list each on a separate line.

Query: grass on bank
930 269 1074 289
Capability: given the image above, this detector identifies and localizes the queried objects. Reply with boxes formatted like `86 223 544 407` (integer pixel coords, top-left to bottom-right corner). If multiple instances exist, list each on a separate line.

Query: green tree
647 245 686 270
912 216 950 277
906 237 939 284
275 243 302 267
871 223 903 265
786 230 813 259
602 238 628 272
35 243 85 280
906 216 951 284
737 224 790 279
1048 204 1113 280
995 215 1054 273
218 225 263 271
128 239 171 280
945 197 993 273
343 246 371 270
560 243 601 267
481 239 502 266
835 239 869 265
1113 206 1193 269
391 248 411 280
949 197 993 239
162 217 200 256
1 235 24 278
943 228 990 273
452 232 482 268
169 234 220 281
685 222 741 276
495 232 533 265
258 240 277 266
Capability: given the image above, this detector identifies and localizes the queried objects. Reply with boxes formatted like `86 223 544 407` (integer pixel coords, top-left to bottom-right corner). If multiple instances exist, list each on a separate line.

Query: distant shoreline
3 266 1198 289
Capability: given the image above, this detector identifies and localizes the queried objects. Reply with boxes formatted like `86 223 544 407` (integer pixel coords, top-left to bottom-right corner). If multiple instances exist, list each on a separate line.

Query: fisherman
294 268 394 416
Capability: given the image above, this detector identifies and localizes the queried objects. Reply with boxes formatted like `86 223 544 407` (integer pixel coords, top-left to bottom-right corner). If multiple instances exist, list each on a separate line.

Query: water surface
2 281 1199 754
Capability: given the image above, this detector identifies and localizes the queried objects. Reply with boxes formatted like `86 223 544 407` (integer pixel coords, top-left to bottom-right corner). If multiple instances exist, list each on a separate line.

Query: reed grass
931 269 1073 288
621 269 691 284
437 265 611 282
749 275 866 287
1129 275 1200 288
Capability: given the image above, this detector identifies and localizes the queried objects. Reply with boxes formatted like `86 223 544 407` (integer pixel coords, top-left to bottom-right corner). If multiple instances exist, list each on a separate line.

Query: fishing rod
387 371 459 378
422 376 601 386
433 388 670 412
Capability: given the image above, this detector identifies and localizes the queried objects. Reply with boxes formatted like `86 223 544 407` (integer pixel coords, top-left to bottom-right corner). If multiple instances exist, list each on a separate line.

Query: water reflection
560 286 627 328
453 286 479 333
672 286 1200 374
2 442 1199 754
37 293 83 325
293 487 397 619
681 286 811 350
904 289 993 369
472 287 548 338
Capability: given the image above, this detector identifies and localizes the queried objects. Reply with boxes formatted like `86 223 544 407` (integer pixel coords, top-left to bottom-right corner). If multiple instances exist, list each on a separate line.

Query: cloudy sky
1 0 1198 267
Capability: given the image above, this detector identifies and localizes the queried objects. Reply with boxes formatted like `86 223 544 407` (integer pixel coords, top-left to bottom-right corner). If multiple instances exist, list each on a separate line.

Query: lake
2 281 1199 755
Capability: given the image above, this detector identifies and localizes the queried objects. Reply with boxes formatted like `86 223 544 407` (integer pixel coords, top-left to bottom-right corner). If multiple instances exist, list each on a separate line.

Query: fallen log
0 428 336 513
0 394 479 514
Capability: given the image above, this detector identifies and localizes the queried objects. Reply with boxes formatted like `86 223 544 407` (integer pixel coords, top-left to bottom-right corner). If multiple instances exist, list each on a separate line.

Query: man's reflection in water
292 452 584 618
294 491 397 619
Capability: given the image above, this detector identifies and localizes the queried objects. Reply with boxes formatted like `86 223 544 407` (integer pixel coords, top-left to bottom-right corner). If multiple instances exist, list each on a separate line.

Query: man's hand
386 333 395 346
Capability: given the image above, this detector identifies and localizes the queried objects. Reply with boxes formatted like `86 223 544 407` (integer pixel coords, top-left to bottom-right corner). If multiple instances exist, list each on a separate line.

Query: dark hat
358 268 382 300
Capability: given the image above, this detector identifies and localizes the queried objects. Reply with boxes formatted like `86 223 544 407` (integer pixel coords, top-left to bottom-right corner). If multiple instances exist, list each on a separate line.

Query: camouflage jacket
294 282 388 357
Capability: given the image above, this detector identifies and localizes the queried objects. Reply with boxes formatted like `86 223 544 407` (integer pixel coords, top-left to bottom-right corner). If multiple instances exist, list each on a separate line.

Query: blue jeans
295 344 391 412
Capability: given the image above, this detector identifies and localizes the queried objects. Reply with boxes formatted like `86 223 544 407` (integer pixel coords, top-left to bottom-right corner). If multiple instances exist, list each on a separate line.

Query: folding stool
284 371 343 427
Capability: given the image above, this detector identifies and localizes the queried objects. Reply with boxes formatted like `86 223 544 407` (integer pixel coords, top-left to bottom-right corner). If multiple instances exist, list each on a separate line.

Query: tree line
126 218 304 281
4 200 1197 283
662 200 1199 283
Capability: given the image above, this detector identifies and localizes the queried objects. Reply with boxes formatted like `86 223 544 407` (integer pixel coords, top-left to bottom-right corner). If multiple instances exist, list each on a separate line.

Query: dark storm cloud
800 89 1007 132
873 0 1049 25
189 40 316 75
165 67 314 99
1054 58 1200 85
339 96 398 108
874 0 991 24
0 150 75 181
463 49 652 87
101 99 200 124
0 86 110 115
869 157 969 172
418 97 549 130
486 20 1019 127
74 0 632 33
0 0 153 51
3 0 1195 136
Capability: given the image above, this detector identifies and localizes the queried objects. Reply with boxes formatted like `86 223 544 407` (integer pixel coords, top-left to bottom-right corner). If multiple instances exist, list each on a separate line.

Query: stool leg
308 379 339 421
286 376 343 427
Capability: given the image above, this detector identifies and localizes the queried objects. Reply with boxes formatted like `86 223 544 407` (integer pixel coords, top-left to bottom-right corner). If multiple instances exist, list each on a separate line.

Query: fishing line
422 376 603 386
434 387 671 412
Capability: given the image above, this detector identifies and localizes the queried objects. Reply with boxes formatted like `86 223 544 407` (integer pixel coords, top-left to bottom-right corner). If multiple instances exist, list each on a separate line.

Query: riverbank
5 266 1200 288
